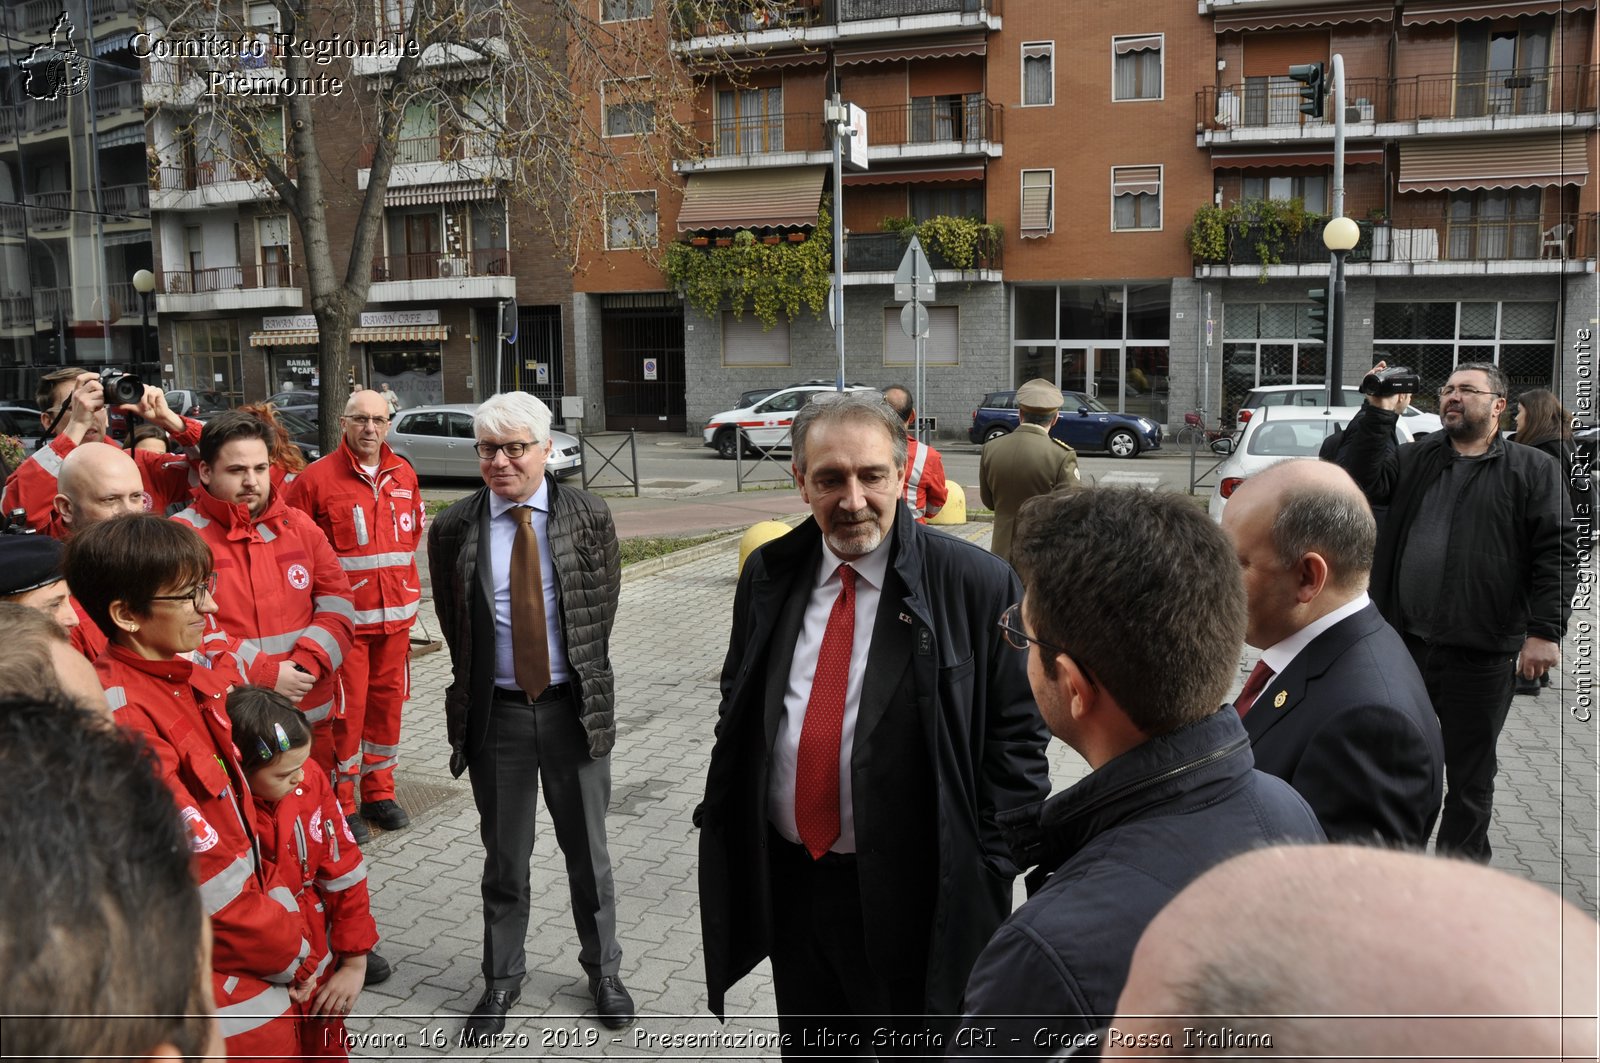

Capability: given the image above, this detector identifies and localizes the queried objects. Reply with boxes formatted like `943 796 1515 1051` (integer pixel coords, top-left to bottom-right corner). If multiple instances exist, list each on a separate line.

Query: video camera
1360 365 1421 398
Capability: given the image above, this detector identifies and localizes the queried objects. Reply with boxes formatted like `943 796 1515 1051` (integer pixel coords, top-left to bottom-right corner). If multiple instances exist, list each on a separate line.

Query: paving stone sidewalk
344 523 1597 1061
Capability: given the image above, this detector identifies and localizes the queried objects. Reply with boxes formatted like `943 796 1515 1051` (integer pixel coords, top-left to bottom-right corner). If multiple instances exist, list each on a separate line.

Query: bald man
53 444 150 536
1103 845 1598 1060
1220 460 1442 846
0 602 110 714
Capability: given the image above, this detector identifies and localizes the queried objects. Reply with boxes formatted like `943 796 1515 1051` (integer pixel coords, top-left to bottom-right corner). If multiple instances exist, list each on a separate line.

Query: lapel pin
898 612 914 625
1273 690 1288 709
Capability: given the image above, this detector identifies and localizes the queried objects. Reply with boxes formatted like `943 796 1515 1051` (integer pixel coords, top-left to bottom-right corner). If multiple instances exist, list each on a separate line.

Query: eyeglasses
341 415 389 427
1438 385 1504 398
473 440 537 460
150 572 217 608
998 603 1098 689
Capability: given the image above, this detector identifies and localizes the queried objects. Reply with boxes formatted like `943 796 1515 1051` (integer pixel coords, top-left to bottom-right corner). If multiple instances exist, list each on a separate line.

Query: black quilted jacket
426 476 621 775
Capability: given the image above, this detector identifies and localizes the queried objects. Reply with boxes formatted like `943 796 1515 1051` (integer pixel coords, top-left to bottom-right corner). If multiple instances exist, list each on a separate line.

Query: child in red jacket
228 686 380 1058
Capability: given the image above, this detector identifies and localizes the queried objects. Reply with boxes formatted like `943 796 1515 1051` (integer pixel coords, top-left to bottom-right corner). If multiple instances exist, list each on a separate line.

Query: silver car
387 403 581 479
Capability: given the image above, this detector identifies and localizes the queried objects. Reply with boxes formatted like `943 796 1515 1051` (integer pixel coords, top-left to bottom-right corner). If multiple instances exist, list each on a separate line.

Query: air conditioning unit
436 257 468 278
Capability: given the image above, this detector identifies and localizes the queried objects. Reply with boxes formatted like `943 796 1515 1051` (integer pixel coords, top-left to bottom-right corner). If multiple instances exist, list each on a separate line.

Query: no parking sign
643 358 658 381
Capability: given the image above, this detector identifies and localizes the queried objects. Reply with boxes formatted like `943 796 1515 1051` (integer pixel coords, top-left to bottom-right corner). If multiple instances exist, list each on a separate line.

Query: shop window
883 306 958 366
722 311 791 366
1022 43 1053 106
1112 165 1161 230
1113 35 1162 101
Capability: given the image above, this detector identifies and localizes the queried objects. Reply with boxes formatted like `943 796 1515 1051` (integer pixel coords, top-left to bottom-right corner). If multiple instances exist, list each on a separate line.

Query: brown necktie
1235 660 1275 717
510 506 551 699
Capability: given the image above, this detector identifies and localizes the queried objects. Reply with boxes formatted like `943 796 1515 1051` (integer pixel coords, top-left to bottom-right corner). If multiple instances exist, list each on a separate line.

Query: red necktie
794 565 857 859
1235 660 1275 717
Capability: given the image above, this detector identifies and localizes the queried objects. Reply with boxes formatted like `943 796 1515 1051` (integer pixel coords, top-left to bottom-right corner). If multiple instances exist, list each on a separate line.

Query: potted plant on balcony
661 203 833 330
1368 207 1391 262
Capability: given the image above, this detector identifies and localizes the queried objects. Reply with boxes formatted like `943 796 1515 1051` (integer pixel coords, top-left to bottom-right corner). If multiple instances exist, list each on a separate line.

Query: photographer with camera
1 368 204 532
1332 360 1576 864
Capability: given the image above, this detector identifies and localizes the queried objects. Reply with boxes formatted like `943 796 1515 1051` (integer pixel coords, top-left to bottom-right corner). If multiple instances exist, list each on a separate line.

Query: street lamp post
131 269 155 371
1322 216 1360 406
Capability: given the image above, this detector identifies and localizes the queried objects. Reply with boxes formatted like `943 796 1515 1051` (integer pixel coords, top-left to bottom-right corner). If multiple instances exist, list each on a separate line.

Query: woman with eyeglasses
63 513 315 1062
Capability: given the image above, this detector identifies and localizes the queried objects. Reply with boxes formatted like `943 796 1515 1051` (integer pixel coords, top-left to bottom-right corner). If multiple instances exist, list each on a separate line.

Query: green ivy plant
1185 204 1228 262
1186 199 1319 282
0 434 23 475
661 201 833 330
877 214 1003 271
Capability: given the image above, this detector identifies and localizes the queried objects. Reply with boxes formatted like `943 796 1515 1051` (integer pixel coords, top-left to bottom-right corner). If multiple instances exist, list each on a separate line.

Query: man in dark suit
699 390 1050 1056
427 392 633 1041
1220 459 1443 846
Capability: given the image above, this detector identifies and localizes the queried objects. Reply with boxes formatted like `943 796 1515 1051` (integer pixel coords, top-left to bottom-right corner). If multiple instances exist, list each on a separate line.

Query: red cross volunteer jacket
173 489 357 725
1 418 205 530
284 439 423 636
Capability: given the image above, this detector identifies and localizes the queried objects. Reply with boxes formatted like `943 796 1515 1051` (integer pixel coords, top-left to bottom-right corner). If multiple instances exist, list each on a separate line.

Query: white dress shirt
767 535 893 854
489 482 570 691
1254 593 1372 678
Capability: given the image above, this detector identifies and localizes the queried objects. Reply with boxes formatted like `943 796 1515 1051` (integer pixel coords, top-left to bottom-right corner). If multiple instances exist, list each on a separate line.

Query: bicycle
1174 410 1232 447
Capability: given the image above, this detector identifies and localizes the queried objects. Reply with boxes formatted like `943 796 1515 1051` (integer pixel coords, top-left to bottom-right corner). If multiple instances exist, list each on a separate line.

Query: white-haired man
427 392 631 1040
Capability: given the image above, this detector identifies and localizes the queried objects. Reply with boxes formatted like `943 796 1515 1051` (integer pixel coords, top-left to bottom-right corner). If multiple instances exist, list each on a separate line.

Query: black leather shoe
591 976 635 1029
361 799 412 831
462 988 520 1043
363 950 392 986
346 813 371 845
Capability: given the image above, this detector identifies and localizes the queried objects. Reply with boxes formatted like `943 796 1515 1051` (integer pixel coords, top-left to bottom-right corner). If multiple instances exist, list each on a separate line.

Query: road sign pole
830 93 846 390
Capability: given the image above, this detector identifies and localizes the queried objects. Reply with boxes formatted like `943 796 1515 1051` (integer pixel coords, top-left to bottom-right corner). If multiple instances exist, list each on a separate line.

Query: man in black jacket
957 488 1323 1054
1334 361 1576 862
427 391 631 1040
1221 459 1442 846
699 390 1050 1056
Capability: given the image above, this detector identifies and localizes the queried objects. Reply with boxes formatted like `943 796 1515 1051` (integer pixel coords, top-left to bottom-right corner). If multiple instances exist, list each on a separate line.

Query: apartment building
0 0 154 402
142 0 573 413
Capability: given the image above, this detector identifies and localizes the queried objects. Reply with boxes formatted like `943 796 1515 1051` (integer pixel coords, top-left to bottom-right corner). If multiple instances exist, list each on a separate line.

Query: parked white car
702 384 874 459
1238 384 1442 438
387 403 582 479
1209 405 1415 521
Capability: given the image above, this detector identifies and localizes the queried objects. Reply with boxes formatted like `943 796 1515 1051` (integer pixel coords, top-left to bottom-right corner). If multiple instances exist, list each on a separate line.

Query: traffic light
1307 288 1329 343
1288 62 1326 119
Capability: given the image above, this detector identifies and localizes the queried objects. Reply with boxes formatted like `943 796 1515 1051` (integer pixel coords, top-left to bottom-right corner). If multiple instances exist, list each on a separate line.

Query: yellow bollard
928 481 966 525
739 520 792 574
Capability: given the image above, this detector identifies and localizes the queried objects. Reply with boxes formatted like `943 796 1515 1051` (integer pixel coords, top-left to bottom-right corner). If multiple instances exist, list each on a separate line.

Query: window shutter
722 312 792 366
1021 172 1053 235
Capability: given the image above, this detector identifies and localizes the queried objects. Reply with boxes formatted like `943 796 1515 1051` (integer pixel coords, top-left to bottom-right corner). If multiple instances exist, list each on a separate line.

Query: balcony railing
686 111 826 158
0 109 15 140
163 262 301 294
102 183 148 216
28 192 69 230
94 81 141 118
1192 212 1596 267
673 0 994 38
0 205 24 238
33 288 68 320
154 155 292 191
91 0 135 22
370 248 512 282
863 97 1001 147
844 230 1000 272
16 0 60 32
26 96 67 132
357 134 497 168
0 295 33 328
1198 64 1597 131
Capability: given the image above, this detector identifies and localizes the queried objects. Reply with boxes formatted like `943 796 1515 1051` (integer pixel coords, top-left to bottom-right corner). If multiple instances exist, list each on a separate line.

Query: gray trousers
467 689 621 990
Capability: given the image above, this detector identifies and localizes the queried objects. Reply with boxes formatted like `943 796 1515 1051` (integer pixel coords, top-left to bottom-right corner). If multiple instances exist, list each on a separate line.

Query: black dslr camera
97 367 144 405
1 508 35 535
1360 365 1421 398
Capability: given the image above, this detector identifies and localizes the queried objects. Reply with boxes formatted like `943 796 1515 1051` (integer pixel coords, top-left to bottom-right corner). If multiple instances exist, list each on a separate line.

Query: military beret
1016 378 1064 411
0 534 66 597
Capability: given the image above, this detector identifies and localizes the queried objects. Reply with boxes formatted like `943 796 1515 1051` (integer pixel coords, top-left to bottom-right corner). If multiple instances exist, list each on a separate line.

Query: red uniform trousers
335 628 411 813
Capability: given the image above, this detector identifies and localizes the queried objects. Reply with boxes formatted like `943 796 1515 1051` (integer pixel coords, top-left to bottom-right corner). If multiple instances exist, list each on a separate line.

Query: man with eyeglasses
427 391 633 1039
1333 361 1576 863
286 390 425 845
700 390 1050 1055
956 489 1321 1055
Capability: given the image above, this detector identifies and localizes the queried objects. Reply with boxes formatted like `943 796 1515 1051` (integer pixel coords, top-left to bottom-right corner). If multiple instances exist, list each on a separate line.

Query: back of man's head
0 693 215 1060
36 366 84 414
1107 844 1598 1060
1226 460 1374 599
1012 488 1245 735
882 385 914 424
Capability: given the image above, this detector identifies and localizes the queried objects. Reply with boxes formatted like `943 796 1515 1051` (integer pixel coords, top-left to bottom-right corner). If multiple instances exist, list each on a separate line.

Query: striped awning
383 181 500 207
1114 35 1162 55
1398 132 1589 191
1401 0 1594 26
351 325 449 343
1214 2 1392 32
843 164 985 187
676 166 827 232
835 34 985 66
1113 166 1162 197
250 330 320 347
715 50 830 72
1211 146 1387 168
